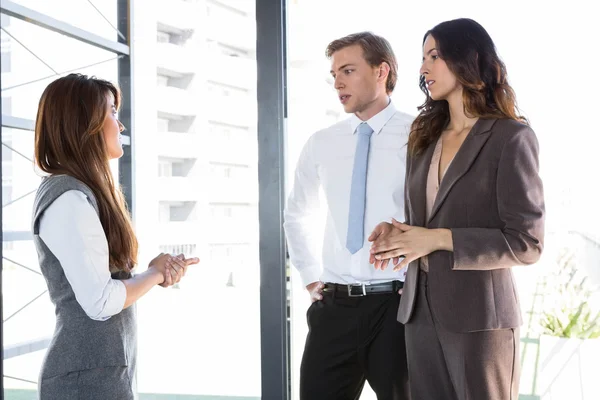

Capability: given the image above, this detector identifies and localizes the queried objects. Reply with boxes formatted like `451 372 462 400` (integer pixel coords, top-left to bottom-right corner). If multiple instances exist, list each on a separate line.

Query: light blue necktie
346 122 374 254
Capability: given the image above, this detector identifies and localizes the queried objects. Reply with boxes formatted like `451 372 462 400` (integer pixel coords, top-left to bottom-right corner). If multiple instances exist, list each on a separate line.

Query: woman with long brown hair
32 73 199 399
368 19 545 399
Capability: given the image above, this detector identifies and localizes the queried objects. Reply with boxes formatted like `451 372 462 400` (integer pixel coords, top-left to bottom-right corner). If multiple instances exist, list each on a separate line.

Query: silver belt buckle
347 283 367 297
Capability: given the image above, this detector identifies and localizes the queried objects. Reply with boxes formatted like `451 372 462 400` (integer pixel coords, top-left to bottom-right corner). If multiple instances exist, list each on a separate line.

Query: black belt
323 281 403 297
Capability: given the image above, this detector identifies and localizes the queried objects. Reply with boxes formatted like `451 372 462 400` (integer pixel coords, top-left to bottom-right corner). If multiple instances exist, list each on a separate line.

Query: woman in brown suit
368 18 545 400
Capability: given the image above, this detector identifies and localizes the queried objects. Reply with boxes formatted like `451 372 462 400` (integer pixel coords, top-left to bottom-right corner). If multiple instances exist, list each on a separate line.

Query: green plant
539 248 600 339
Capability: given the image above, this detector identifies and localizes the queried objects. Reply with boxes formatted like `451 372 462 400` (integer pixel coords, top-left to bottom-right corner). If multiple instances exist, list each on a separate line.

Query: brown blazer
397 118 545 332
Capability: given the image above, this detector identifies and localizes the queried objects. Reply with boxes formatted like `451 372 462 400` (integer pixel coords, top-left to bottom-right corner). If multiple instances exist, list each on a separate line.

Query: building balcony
206 98 256 127
212 0 254 15
156 42 195 77
157 0 198 34
157 86 198 119
155 221 201 246
206 138 256 165
207 217 258 244
206 55 256 90
206 180 258 204
157 132 201 159
206 16 255 52
156 177 199 202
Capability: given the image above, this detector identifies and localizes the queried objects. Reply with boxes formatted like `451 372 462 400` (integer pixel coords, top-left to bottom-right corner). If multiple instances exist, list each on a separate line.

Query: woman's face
420 35 460 101
103 93 124 160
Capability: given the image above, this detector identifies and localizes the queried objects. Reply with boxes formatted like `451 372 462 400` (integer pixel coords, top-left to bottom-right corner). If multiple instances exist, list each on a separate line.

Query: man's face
330 44 382 115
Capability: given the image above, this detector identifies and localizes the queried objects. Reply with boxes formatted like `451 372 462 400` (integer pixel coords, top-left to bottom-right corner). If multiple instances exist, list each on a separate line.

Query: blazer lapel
409 140 436 227
427 118 497 224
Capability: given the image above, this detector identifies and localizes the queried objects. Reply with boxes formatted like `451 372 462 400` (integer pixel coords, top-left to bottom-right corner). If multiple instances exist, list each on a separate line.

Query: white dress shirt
39 190 127 321
284 101 413 286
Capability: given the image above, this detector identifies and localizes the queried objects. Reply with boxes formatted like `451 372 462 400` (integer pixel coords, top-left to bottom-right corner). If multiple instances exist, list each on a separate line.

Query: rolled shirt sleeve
39 190 126 321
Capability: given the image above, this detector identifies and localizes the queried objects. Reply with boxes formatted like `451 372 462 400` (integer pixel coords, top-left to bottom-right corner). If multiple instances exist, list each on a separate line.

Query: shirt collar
349 99 397 135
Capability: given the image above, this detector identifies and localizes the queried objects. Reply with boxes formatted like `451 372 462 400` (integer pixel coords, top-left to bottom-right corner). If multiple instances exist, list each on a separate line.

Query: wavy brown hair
326 31 398 94
35 73 137 275
409 18 527 156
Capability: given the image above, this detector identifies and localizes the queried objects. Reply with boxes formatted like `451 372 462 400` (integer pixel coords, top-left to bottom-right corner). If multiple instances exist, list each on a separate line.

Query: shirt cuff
299 266 322 287
92 279 127 321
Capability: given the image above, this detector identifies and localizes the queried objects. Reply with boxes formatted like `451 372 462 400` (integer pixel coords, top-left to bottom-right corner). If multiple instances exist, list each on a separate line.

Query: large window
1 0 128 398
130 0 261 398
2 0 264 397
1 0 271 398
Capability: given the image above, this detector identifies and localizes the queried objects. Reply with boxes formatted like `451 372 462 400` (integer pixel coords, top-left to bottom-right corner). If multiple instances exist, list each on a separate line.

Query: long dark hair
35 73 138 274
409 18 526 156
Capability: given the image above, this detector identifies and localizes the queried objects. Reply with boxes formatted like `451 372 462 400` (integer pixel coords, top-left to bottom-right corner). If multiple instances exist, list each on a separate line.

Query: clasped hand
148 253 200 287
368 219 440 271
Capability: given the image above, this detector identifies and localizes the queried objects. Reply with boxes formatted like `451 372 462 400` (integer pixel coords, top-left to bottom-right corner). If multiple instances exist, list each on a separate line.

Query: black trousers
300 289 410 400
